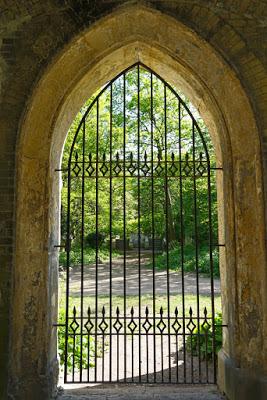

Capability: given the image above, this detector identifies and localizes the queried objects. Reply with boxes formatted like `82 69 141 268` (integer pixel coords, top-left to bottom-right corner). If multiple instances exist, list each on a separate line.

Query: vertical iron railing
109 83 113 382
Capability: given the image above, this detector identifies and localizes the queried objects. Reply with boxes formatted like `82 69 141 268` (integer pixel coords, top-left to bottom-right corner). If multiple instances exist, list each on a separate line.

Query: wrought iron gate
57 63 222 384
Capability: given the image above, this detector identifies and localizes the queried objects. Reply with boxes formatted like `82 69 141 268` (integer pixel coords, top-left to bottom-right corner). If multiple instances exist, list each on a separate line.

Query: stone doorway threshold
56 384 225 399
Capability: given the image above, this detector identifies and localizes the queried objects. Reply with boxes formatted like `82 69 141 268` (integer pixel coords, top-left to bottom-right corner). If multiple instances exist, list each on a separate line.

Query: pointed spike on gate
88 306 91 316
73 306 76 316
171 152 175 161
89 152 92 161
200 152 203 160
116 306 120 315
131 306 134 315
103 152 106 161
144 150 147 160
189 306 193 317
175 306 178 316
116 151 119 160
145 306 149 316
204 306 207 316
160 306 163 315
185 152 189 160
102 306 105 315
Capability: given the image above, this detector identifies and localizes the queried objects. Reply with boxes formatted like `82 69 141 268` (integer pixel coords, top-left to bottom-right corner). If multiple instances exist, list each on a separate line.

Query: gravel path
68 251 221 297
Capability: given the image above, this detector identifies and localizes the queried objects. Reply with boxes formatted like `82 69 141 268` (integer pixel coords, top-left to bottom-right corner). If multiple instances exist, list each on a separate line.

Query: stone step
56 384 225 400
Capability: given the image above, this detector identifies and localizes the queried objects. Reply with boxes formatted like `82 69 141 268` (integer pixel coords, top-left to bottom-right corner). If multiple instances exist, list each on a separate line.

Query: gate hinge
54 241 70 251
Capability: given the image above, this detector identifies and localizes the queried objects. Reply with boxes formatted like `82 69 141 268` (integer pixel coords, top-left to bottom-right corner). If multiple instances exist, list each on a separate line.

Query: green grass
59 294 221 319
145 244 220 277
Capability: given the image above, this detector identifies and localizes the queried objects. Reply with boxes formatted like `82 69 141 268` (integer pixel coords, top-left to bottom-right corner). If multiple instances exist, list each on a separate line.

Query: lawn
59 293 221 319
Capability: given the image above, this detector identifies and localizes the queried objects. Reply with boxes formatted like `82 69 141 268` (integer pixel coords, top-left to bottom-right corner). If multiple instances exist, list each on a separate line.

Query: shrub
85 232 106 248
186 312 222 359
57 309 95 371
146 244 220 277
59 246 119 267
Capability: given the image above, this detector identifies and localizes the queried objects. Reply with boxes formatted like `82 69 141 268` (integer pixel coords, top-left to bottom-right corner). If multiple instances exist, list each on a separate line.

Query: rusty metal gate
56 63 222 384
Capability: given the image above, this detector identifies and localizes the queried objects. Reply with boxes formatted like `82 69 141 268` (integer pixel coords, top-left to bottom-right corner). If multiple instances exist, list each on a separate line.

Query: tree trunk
167 186 176 243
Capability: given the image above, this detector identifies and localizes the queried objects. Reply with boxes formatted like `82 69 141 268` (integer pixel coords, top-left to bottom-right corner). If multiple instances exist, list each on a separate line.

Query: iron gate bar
64 114 71 383
138 64 143 383
178 99 187 382
150 71 157 382
80 119 85 381
192 121 200 382
59 62 221 385
95 97 99 382
164 84 171 381
109 82 113 382
123 74 127 382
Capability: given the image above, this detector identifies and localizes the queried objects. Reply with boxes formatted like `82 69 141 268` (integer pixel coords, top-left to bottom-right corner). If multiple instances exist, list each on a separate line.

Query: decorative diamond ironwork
201 307 211 332
172 307 182 333
157 307 166 333
114 320 122 333
99 306 108 333
183 153 192 176
169 153 178 176
70 306 79 333
128 320 137 333
196 152 206 176
86 153 95 176
99 319 108 333
141 151 150 176
127 152 136 176
100 153 109 176
84 307 94 334
142 306 152 333
128 307 137 333
113 307 123 333
142 320 152 333
113 152 122 176
187 307 197 333
155 152 163 176
72 152 81 177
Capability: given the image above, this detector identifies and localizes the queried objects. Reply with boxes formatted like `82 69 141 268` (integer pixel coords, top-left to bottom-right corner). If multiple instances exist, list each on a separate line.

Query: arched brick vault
1 1 267 399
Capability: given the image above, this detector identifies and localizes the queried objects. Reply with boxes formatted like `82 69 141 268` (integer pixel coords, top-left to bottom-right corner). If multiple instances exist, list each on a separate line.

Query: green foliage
85 232 106 248
60 65 219 277
57 309 95 371
148 244 219 277
186 312 223 359
58 308 109 372
59 246 120 267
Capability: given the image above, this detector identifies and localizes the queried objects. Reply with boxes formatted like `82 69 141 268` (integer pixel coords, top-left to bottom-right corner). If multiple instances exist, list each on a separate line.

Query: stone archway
11 5 267 399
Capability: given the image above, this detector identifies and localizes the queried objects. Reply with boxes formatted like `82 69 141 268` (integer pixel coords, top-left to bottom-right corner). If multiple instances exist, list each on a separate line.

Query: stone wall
1 1 267 399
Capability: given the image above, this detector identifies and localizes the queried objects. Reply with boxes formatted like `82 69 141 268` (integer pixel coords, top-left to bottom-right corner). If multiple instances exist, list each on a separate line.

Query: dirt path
68 251 221 297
